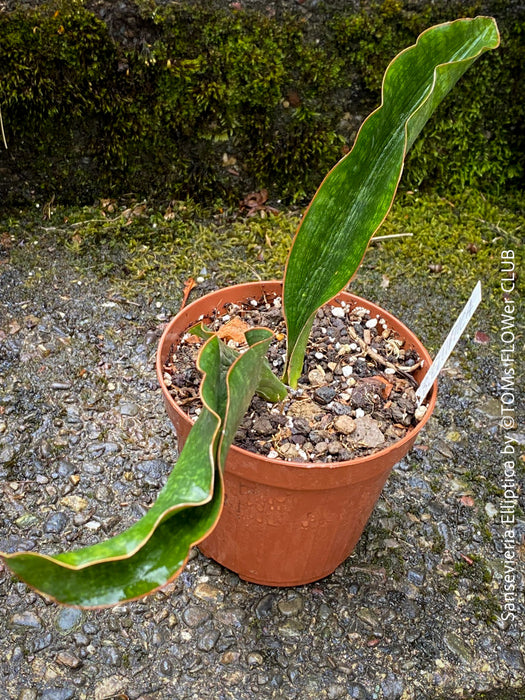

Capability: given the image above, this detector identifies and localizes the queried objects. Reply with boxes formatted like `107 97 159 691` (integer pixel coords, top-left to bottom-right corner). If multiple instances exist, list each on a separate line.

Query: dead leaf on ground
459 552 474 565
460 495 475 507
217 317 251 344
368 375 393 399
164 205 175 221
1 232 13 249
286 90 301 108
122 203 146 221
240 189 279 217
474 331 490 344
100 198 116 214
180 278 196 311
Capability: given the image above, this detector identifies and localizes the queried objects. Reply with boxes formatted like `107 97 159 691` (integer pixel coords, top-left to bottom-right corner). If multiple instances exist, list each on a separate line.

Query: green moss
0 0 522 205
7 197 297 300
440 555 500 622
330 0 525 193
7 187 522 318
0 1 344 203
432 533 446 554
349 188 524 351
453 556 490 583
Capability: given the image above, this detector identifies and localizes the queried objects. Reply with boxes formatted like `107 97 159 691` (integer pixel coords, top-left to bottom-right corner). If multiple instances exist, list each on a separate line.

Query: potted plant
1 17 499 607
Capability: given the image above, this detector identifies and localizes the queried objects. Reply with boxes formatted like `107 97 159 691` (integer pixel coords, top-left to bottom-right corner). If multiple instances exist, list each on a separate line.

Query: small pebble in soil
414 404 427 421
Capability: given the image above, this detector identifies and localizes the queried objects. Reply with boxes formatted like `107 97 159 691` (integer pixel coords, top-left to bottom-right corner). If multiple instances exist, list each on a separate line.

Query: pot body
157 281 437 586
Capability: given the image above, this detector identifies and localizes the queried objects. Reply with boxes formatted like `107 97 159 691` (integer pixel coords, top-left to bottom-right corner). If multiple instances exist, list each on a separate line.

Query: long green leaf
0 330 273 607
283 17 499 387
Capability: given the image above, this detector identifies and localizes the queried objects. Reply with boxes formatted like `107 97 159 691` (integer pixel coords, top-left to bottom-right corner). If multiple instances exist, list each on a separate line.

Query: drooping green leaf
283 17 500 387
190 321 288 402
253 359 288 402
0 330 273 607
188 321 214 339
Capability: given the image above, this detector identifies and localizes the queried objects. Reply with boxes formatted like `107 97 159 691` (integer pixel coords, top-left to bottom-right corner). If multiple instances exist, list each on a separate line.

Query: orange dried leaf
217 317 251 344
362 375 393 399
459 552 474 565
460 495 475 507
180 278 196 310
372 375 394 399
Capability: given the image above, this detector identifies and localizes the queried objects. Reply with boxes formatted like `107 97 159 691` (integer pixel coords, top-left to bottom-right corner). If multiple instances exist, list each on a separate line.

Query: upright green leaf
0 330 273 607
283 17 499 387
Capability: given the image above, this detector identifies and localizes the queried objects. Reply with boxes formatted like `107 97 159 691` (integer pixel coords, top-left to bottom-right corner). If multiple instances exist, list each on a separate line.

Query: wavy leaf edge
0 328 274 606
282 16 500 386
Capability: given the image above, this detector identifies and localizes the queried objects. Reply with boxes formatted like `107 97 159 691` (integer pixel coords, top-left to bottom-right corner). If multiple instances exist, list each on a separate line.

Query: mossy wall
0 0 523 205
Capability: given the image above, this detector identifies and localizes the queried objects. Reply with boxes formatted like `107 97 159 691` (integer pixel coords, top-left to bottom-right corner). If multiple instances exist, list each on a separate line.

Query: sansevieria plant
1 17 500 606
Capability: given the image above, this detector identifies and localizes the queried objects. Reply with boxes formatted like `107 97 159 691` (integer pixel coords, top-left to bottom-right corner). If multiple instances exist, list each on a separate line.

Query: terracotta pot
157 281 437 586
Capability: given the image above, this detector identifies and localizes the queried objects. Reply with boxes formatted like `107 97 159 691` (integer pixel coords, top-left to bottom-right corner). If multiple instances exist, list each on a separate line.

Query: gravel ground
0 2 523 698
0 209 524 700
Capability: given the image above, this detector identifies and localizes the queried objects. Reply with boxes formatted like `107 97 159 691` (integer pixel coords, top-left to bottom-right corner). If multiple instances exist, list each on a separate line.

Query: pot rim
156 280 437 472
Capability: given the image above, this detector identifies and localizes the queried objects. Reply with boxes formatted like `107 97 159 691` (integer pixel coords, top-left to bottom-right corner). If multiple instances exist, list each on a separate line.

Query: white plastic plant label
416 281 482 406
